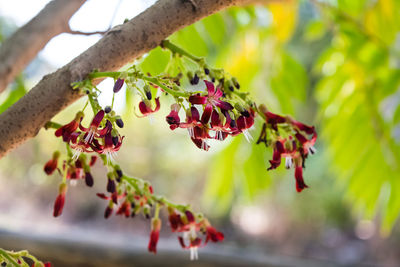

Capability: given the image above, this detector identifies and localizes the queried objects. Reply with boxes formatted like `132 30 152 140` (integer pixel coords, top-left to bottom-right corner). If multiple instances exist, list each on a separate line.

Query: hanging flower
53 183 67 217
295 132 317 156
55 112 83 142
44 151 60 175
79 110 109 144
138 97 161 117
148 218 161 254
166 103 181 130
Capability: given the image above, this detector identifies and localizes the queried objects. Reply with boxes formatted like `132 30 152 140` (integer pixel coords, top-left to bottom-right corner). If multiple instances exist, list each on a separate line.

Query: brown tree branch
0 0 87 94
0 0 274 158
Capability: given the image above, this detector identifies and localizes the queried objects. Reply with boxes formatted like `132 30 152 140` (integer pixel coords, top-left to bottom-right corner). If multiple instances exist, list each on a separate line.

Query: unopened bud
115 116 124 128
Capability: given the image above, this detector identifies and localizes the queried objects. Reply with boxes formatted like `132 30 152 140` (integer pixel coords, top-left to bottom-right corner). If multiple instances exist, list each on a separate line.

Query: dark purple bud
105 106 112 113
146 91 152 100
104 206 113 219
229 86 234 91
131 202 136 209
113 79 124 93
85 172 94 187
230 119 237 128
107 178 116 193
116 118 124 128
192 74 199 85
116 169 123 179
204 68 210 75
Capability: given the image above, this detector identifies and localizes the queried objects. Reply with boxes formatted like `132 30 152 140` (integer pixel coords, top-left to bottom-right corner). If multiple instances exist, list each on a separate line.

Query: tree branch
0 0 275 158
0 0 87 94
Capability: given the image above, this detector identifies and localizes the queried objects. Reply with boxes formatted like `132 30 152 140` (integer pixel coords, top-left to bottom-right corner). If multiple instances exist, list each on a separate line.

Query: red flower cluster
45 155 97 217
55 110 124 162
258 105 317 192
166 209 224 260
166 80 255 151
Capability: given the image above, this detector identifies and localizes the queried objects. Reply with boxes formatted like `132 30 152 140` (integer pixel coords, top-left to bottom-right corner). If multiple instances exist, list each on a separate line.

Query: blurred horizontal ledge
0 228 358 267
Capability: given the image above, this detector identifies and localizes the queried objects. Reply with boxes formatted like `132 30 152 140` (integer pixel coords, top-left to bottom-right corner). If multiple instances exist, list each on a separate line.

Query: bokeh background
1 0 400 266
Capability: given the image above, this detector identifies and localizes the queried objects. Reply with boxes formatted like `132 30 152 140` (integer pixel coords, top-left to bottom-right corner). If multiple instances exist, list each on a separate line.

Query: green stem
44 121 62 130
0 249 20 267
161 40 203 63
141 76 190 97
87 94 98 114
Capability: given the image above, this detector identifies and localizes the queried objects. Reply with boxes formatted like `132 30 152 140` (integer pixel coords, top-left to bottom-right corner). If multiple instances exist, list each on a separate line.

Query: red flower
79 110 108 144
294 165 308 193
295 132 317 156
290 118 315 135
205 226 224 243
53 183 67 217
55 112 83 142
44 151 60 175
148 218 161 254
168 210 184 232
138 97 161 117
267 140 285 170
189 80 233 112
91 131 124 162
116 200 131 218
179 107 202 139
209 110 229 141
166 103 181 130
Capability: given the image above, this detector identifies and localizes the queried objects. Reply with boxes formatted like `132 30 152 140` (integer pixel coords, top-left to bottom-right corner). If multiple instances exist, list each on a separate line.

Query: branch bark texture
0 0 87 93
0 0 269 158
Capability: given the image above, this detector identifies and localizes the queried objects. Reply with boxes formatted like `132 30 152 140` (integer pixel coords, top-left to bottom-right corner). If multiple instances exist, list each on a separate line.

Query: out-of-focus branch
0 0 87 94
0 0 281 158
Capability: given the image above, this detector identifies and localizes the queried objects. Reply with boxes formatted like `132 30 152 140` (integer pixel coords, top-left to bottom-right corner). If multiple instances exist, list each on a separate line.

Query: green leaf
138 47 171 76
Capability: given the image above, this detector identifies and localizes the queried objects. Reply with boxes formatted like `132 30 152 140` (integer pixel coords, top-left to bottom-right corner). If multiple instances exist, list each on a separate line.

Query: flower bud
113 78 124 93
144 85 152 100
107 176 116 193
105 106 112 113
85 172 94 187
115 116 124 128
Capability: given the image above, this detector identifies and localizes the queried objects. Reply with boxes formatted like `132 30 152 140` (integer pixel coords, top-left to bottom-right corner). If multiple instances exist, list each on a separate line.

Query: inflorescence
43 40 317 260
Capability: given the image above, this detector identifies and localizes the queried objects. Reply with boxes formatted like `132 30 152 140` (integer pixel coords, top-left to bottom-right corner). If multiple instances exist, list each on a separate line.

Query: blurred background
1 0 400 266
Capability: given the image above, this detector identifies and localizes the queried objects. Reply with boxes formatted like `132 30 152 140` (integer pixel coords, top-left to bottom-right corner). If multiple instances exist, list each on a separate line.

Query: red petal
294 166 308 192
201 104 213 124
189 94 207 105
204 80 215 95
91 110 105 128
211 110 221 127
53 193 65 217
148 230 160 254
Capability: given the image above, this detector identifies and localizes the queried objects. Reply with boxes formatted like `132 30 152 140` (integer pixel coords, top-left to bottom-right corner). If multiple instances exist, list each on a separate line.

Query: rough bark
0 0 271 158
0 0 87 93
